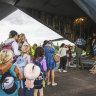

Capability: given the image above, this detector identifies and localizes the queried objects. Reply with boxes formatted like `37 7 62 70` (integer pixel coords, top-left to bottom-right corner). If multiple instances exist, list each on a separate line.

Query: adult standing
75 45 82 69
58 43 68 72
4 30 21 56
43 40 57 86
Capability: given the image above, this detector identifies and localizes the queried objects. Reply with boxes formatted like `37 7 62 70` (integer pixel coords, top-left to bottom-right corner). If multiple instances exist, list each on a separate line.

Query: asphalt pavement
19 69 96 96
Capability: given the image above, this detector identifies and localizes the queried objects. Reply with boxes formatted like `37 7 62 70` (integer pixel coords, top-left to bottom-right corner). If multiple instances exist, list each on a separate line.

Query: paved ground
19 69 96 96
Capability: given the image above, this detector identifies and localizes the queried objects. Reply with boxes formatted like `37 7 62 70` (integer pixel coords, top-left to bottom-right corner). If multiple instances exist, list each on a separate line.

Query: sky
0 9 63 45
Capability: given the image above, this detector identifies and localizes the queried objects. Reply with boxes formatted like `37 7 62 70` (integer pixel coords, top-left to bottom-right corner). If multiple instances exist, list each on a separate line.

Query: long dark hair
33 47 44 60
60 43 65 48
43 40 49 47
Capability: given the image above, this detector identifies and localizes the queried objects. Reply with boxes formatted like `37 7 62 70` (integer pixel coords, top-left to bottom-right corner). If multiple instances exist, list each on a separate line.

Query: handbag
48 47 60 63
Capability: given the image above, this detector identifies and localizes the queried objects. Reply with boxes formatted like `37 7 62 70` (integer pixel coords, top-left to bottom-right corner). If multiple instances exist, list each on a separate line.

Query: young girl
18 33 30 51
21 45 32 96
0 49 22 96
33 47 47 96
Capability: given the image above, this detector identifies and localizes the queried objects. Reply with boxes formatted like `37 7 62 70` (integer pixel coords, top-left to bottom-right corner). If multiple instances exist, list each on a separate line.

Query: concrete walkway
19 69 96 96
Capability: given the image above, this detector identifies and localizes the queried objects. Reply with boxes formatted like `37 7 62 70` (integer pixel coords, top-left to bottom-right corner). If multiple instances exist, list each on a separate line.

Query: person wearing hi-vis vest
30 43 37 60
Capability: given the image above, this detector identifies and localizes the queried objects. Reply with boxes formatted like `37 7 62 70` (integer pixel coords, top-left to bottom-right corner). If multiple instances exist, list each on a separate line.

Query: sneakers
47 82 51 85
47 82 57 86
63 70 67 72
58 69 61 72
52 83 57 86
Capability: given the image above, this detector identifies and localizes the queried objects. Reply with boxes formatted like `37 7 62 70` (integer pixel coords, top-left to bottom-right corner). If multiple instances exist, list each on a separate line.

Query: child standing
21 45 32 96
0 49 22 96
33 47 47 96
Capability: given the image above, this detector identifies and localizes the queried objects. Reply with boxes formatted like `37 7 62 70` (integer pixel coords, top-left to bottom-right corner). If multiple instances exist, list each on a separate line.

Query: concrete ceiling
15 0 86 17
0 1 16 20
0 0 87 21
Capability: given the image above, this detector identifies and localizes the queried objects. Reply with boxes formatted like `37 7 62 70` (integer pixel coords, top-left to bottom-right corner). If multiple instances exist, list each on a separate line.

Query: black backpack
0 65 17 94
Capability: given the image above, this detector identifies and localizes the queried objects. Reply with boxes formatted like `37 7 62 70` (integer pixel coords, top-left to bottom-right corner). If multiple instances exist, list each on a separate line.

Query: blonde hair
22 45 30 54
18 33 25 43
0 49 13 64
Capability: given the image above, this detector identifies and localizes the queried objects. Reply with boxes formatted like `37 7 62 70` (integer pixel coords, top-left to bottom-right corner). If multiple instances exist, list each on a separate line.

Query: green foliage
54 46 60 54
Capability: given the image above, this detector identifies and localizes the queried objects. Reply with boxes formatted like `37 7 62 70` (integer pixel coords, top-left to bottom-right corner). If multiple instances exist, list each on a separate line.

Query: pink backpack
2 41 14 51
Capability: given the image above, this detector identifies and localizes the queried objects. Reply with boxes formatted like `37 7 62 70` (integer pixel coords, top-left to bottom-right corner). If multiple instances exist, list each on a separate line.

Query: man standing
75 45 82 69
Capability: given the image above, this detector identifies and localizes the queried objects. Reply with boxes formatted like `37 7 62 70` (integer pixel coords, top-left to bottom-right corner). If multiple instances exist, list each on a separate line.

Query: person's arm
58 48 61 56
14 66 22 80
40 59 47 71
12 42 21 56
92 39 95 46
28 55 31 63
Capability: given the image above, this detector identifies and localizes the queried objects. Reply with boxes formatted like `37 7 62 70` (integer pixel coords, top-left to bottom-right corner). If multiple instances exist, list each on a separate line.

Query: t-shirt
59 47 68 57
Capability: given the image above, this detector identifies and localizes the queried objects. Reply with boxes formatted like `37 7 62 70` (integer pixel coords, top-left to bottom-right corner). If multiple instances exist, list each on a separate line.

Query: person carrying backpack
2 30 21 63
0 49 22 96
21 45 32 96
14 56 25 88
33 47 47 96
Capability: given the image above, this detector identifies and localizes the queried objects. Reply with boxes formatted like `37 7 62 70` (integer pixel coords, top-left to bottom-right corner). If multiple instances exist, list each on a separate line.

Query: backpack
16 56 25 68
16 56 25 77
0 65 17 95
33 58 46 89
33 58 44 72
2 41 14 51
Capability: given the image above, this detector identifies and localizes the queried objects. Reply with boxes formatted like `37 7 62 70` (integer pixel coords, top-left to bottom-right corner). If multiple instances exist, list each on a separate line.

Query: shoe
90 71 96 74
63 70 67 72
47 82 51 85
52 83 57 86
58 69 61 72
89 69 93 72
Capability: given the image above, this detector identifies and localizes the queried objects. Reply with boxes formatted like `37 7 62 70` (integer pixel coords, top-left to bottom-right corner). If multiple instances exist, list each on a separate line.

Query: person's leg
39 88 43 96
27 88 32 96
22 80 26 96
34 89 38 96
51 69 54 84
47 70 51 85
51 69 57 86
76 54 79 69
58 57 62 69
63 56 67 70
58 57 63 72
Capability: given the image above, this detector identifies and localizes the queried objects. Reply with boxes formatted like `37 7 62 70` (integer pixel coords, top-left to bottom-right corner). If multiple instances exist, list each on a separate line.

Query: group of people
0 30 58 96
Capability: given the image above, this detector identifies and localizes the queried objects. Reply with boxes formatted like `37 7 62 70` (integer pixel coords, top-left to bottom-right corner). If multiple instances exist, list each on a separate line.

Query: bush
54 46 60 54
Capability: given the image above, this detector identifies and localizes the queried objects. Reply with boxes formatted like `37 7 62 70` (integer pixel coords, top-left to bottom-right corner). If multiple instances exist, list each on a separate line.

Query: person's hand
18 43 22 47
51 44 53 48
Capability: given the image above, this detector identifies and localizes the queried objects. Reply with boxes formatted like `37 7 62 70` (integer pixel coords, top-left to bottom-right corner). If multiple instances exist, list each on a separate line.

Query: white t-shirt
59 47 68 57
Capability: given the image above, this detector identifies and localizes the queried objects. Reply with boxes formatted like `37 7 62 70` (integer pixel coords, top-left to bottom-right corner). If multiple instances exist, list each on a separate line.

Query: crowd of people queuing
0 30 68 96
1 29 96 96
